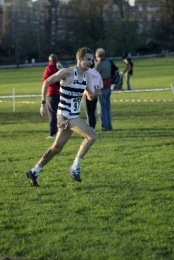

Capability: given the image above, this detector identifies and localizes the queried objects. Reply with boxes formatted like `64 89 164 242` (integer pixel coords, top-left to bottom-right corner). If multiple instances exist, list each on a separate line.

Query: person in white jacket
83 61 103 129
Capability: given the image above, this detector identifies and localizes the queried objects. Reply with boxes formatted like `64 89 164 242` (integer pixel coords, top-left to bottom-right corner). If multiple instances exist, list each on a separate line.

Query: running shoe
69 167 82 182
26 170 39 188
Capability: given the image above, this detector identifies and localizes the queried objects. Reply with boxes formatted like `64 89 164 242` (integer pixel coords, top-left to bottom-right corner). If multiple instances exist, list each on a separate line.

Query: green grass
0 58 174 259
117 57 174 90
0 67 42 95
0 56 174 96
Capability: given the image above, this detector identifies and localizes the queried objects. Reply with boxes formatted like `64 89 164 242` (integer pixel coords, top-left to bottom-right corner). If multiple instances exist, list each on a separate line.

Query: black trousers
83 96 98 129
46 95 60 136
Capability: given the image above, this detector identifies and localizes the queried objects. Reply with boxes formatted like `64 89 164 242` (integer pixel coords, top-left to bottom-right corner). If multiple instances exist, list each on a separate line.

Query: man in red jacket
42 54 60 138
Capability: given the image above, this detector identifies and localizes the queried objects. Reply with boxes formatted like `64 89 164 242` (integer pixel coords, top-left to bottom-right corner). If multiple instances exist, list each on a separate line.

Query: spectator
83 60 103 129
122 58 133 91
42 54 60 138
31 58 35 65
95 48 113 131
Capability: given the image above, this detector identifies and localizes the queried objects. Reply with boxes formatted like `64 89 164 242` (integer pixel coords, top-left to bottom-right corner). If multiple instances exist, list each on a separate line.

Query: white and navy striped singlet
57 67 87 119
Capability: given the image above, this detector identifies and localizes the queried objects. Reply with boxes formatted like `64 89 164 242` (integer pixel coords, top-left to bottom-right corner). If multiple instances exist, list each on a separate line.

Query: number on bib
71 97 81 113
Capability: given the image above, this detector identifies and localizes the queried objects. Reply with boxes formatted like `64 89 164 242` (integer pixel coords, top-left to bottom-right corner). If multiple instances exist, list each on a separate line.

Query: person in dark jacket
123 58 133 91
95 48 113 131
42 54 60 138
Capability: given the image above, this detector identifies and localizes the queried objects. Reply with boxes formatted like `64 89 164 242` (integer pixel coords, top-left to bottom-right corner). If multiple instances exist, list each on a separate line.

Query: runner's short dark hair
76 47 94 59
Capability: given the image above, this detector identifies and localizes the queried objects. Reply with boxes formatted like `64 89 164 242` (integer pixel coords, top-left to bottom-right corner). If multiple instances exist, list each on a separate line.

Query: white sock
72 157 81 169
31 163 43 177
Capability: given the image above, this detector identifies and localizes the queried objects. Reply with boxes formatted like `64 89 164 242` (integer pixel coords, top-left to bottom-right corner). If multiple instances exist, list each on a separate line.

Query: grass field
1 56 174 96
0 57 174 260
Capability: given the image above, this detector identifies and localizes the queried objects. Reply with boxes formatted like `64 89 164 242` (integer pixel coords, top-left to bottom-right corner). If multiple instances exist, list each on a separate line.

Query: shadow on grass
0 112 44 125
98 127 174 138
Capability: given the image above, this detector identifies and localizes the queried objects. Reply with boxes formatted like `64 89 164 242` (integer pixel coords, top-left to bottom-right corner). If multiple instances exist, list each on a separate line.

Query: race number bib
71 97 81 113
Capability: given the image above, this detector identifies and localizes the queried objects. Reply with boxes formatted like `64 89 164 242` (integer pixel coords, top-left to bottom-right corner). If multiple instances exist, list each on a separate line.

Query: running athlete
26 47 101 187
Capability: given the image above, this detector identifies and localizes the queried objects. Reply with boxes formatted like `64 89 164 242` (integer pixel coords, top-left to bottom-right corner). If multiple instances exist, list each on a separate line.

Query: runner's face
80 53 93 71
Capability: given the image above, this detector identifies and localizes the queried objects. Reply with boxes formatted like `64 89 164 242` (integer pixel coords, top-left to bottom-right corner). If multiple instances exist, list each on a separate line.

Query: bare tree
158 0 174 34
112 0 125 18
67 0 106 52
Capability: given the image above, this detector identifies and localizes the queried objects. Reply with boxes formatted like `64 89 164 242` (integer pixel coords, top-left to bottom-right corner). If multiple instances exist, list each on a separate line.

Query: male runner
26 47 101 187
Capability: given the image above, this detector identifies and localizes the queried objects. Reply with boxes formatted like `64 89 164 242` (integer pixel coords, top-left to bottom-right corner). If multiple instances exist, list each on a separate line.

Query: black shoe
69 167 82 182
26 170 39 188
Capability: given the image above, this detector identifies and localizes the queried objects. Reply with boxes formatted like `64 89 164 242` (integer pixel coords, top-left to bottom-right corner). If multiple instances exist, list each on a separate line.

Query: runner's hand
40 103 47 117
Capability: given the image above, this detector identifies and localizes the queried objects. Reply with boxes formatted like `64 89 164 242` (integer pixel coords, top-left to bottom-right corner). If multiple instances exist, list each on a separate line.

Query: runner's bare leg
69 118 97 158
38 128 73 167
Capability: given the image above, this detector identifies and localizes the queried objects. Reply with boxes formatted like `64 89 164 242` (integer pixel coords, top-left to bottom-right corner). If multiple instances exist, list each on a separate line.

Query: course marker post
170 84 174 94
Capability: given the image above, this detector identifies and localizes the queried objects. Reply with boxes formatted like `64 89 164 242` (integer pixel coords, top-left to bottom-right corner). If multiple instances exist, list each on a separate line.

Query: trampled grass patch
0 58 174 259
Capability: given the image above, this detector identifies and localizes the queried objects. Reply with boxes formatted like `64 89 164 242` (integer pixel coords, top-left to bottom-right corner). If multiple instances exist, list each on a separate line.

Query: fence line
0 87 173 112
0 94 41 99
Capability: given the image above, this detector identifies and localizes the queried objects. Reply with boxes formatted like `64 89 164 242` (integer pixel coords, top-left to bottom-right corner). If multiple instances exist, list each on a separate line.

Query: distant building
134 0 161 34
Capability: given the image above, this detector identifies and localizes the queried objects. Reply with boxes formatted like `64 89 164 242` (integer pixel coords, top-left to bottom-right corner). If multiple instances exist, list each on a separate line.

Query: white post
170 84 174 94
13 88 15 112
